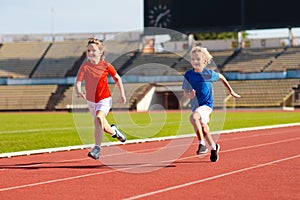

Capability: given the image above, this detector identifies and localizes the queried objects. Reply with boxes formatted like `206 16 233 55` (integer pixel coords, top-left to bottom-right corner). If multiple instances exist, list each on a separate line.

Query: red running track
0 125 299 200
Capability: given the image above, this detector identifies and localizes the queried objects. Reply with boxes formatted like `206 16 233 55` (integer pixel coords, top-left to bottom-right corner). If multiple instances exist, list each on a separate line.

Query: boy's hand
120 95 127 104
187 89 196 99
77 92 86 100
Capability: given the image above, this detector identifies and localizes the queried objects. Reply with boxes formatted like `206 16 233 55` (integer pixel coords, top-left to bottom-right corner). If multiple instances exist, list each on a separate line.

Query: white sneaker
88 145 101 160
111 124 126 142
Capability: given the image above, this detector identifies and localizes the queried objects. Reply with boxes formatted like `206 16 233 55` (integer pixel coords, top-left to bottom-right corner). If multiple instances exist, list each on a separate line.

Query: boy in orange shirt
75 38 126 160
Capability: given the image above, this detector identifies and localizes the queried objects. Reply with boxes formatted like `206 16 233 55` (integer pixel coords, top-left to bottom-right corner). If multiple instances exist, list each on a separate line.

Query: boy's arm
219 74 241 98
75 81 86 99
113 73 126 104
183 89 196 99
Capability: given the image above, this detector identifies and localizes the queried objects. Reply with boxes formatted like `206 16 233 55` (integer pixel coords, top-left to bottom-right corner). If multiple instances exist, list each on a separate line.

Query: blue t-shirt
182 68 219 111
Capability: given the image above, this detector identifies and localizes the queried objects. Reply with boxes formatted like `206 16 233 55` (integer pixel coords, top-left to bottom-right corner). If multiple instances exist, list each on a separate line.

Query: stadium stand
54 85 74 110
104 40 139 65
54 79 300 110
1 36 300 111
213 81 228 108
111 83 152 110
115 50 220 76
111 50 139 72
226 79 300 108
222 48 284 73
210 49 235 67
0 85 57 110
263 46 300 72
31 41 87 78
0 42 50 78
118 52 184 75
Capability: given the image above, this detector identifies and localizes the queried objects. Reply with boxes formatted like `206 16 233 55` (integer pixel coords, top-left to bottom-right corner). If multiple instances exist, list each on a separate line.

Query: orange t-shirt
76 60 118 103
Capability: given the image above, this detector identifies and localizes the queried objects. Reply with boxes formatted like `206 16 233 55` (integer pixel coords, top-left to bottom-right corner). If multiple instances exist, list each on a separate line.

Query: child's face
191 52 206 71
86 43 102 63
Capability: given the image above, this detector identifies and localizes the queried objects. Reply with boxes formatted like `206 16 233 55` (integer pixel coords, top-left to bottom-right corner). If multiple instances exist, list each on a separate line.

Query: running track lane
0 125 299 200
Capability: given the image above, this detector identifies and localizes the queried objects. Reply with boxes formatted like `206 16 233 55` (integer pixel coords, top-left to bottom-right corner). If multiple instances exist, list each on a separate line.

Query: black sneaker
111 124 126 142
210 144 220 162
196 144 208 155
88 146 101 160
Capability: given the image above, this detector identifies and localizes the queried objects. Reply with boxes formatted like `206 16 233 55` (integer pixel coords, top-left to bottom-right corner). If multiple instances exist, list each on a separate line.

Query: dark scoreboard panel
144 0 300 33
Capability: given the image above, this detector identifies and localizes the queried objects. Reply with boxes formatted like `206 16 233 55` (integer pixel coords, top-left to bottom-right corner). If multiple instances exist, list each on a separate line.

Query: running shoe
210 143 220 162
111 124 126 142
88 145 101 160
196 144 208 154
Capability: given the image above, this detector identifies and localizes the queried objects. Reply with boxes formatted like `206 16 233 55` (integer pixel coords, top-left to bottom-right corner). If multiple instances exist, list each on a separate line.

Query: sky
1 0 300 39
0 0 143 35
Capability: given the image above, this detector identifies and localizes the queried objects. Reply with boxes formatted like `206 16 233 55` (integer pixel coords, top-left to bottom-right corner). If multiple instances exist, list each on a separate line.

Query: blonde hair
190 46 213 64
87 38 106 61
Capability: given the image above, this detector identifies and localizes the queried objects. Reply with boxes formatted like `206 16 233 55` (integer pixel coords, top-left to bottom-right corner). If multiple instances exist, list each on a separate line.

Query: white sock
198 140 206 146
211 143 216 150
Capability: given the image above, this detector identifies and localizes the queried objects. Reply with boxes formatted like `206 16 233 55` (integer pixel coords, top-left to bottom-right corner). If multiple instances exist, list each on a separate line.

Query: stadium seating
104 40 139 65
31 41 86 78
226 79 300 107
0 85 57 110
222 48 284 73
54 86 72 109
263 46 300 72
1 40 300 111
117 52 185 75
0 42 50 78
210 50 235 67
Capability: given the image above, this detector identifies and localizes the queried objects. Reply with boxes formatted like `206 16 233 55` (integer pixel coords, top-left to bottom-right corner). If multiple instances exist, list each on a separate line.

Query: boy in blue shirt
182 46 240 162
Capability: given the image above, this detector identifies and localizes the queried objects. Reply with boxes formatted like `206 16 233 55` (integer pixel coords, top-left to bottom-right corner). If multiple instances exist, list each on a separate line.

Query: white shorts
87 97 112 117
194 105 213 126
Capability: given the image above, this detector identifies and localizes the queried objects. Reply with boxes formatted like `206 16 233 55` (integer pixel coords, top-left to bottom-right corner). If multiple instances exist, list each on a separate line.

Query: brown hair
87 38 106 61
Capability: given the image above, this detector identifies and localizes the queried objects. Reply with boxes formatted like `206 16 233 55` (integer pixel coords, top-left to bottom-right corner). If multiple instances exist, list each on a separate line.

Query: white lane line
0 136 299 192
0 127 76 134
3 136 299 169
124 154 300 200
221 137 300 153
2 122 299 158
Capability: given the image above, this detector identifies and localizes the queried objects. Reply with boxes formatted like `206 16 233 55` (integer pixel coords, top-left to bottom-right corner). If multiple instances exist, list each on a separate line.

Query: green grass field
0 110 300 153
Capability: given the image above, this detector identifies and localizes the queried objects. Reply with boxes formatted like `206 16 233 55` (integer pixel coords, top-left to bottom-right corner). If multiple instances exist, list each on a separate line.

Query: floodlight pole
51 7 55 42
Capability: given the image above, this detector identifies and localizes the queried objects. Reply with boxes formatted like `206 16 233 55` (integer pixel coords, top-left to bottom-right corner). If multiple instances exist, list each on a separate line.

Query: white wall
136 86 155 111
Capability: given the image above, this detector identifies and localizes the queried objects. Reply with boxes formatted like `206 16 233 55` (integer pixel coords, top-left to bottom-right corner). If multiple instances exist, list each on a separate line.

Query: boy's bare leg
202 123 220 162
88 115 104 160
203 125 214 146
93 117 103 146
96 111 114 135
96 110 126 143
189 112 205 140
190 112 209 154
